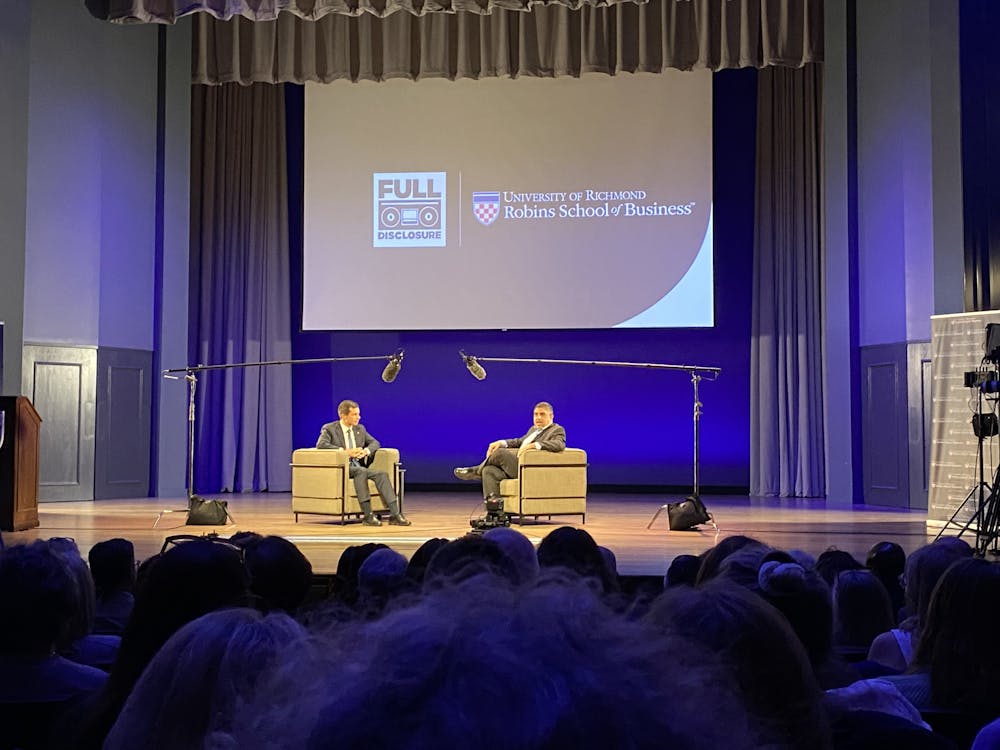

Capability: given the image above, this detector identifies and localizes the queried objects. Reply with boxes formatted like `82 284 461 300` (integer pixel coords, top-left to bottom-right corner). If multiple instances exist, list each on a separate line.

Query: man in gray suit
317 399 411 527
454 401 567 499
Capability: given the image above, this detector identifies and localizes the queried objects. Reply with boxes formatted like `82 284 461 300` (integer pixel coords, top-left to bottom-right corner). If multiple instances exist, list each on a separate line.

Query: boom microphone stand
459 354 721 529
154 353 402 527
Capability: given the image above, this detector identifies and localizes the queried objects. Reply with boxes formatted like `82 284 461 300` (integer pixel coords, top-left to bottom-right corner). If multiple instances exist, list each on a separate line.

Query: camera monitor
987 324 1000 364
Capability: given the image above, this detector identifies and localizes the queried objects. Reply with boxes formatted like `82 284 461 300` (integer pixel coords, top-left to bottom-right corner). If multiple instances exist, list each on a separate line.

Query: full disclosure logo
373 172 446 248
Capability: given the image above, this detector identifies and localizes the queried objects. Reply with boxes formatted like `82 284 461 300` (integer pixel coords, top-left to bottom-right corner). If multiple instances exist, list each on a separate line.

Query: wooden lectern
0 396 41 531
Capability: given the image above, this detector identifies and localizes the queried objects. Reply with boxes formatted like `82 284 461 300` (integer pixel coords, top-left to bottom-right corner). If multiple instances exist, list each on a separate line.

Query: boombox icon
379 200 441 229
373 171 447 247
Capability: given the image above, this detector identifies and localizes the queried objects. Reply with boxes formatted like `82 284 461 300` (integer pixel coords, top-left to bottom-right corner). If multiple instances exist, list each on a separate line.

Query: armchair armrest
369 448 400 473
292 447 350 467
518 448 587 467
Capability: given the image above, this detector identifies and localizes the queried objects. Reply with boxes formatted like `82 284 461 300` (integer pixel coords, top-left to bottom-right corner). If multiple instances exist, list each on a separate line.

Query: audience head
914 557 1000 714
89 538 136 598
536 527 618 593
757 559 833 670
244 535 313 614
104 608 307 750
865 540 906 617
695 535 768 585
714 545 775 591
814 548 864 587
405 537 449 585
483 527 540 584
47 536 98 644
903 537 974 627
357 547 408 602
332 543 387 603
423 534 521 589
832 569 894 651
665 554 701 588
0 540 77 656
648 580 830 749
228 530 264 549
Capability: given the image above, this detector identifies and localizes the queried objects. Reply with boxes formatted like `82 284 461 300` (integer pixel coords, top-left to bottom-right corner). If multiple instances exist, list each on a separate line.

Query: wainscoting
22 343 151 501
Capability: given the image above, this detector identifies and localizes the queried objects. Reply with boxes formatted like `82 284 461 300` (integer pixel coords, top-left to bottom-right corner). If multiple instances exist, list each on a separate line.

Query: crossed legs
479 448 520 498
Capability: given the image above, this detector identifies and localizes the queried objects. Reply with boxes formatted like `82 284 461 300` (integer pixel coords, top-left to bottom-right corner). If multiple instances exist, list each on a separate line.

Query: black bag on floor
667 496 711 531
187 496 229 526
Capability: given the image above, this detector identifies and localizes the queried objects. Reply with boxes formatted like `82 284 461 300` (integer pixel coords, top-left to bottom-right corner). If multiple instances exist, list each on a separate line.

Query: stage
3 492 940 577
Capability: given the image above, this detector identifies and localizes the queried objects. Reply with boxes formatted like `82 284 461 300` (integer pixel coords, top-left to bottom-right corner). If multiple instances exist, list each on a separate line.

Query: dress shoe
453 466 481 480
362 515 382 527
388 514 412 526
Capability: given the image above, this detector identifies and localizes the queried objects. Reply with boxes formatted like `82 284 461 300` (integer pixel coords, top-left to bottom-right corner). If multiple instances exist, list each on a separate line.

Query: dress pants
349 464 400 517
480 448 520 498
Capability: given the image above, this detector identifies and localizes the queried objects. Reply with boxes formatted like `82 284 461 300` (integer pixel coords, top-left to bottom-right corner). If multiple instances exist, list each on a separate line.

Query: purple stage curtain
750 63 825 497
190 83 292 493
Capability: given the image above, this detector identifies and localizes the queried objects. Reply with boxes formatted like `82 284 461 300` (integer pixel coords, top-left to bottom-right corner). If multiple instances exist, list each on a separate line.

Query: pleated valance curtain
192 0 822 83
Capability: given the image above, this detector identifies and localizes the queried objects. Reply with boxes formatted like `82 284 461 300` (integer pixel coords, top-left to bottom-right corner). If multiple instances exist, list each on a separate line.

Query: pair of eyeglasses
160 533 246 562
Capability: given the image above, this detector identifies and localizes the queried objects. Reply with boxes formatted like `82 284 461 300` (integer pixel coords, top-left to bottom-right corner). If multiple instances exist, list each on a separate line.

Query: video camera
470 495 511 533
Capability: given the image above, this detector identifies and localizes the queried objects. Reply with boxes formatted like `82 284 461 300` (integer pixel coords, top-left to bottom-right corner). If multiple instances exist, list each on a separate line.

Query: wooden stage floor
3 492 941 577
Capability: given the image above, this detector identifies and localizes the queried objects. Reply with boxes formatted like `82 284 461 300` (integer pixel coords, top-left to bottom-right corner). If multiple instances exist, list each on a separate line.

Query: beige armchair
499 448 588 524
291 447 402 524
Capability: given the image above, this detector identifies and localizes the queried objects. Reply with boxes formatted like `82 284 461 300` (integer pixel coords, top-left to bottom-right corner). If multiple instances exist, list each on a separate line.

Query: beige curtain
750 63 825 497
191 0 823 83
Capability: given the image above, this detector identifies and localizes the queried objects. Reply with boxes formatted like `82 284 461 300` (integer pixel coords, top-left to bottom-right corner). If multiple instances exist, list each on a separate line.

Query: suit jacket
505 422 566 453
316 421 380 467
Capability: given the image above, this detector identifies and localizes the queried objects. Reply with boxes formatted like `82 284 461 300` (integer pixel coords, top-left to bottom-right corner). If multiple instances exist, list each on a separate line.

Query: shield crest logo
472 192 501 226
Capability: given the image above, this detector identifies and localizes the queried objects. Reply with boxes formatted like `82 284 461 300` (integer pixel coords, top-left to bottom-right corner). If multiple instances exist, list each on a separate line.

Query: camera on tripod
470 495 511 532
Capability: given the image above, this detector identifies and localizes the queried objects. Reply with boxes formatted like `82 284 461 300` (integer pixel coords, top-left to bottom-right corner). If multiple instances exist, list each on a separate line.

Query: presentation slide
303 71 713 330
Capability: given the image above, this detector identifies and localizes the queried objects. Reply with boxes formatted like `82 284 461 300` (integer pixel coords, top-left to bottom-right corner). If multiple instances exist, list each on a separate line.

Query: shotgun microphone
382 350 404 383
461 351 487 381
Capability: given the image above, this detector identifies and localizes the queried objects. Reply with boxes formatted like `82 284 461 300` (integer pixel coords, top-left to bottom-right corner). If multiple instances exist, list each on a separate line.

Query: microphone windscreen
467 359 487 381
382 359 401 383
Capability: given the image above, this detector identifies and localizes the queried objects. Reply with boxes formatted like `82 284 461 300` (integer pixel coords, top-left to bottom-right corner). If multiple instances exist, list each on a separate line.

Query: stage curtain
960 0 1000 312
189 0 823 83
190 82 293 493
750 63 825 497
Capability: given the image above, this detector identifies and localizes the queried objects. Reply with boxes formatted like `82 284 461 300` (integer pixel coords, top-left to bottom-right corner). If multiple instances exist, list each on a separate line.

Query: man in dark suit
454 401 567 499
317 399 411 527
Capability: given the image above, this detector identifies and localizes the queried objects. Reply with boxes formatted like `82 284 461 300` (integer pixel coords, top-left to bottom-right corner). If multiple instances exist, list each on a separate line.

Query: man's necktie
347 429 358 465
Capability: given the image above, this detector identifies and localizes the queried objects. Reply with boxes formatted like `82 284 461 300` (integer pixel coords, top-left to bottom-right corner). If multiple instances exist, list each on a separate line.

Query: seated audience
88 538 136 636
104 608 307 750
355 547 410 617
867 537 973 673
536 526 618 594
229 573 754 750
665 554 701 588
695 535 770 585
483 527 540 584
67 538 250 749
757 559 857 689
244 535 313 614
648 579 832 750
423 534 522 589
48 537 120 671
814 549 865 588
0 541 108 750
404 537 449 586
865 540 906 619
832 570 894 662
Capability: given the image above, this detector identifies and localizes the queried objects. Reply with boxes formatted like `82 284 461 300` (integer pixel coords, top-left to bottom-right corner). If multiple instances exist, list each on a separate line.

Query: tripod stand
646 370 720 532
154 370 235 527
935 389 1000 556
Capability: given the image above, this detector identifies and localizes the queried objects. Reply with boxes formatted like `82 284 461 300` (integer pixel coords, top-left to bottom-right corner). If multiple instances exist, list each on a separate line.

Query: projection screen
302 71 713 330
